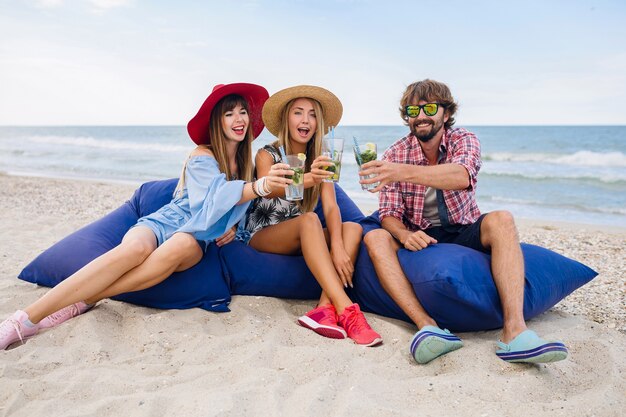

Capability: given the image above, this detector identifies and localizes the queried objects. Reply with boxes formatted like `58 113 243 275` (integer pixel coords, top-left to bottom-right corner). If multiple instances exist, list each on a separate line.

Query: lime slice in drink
297 153 306 161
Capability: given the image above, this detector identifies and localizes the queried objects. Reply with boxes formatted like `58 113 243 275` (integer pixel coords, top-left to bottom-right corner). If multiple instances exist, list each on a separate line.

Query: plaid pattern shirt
379 127 482 231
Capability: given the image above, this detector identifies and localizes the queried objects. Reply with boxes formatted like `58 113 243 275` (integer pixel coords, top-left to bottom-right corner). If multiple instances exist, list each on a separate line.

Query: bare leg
24 227 158 323
479 211 527 343
363 229 437 329
84 232 203 303
250 213 353 313
318 222 362 306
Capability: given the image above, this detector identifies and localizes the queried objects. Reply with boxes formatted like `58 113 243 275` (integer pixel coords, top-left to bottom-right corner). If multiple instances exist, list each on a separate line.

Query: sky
1 0 625 126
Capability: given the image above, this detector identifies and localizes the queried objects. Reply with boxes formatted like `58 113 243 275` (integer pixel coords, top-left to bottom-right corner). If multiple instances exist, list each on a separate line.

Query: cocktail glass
321 138 344 183
353 142 379 191
284 154 305 201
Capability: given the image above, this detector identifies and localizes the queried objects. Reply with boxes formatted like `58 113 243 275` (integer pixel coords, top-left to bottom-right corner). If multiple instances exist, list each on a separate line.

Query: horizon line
1 124 625 128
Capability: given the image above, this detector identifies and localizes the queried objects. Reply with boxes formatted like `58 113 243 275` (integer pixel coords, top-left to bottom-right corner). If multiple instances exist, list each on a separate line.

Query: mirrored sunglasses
404 103 442 118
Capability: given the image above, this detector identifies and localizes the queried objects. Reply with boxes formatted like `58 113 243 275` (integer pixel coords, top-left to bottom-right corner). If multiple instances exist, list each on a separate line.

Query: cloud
88 0 132 10
33 0 65 8
30 0 132 11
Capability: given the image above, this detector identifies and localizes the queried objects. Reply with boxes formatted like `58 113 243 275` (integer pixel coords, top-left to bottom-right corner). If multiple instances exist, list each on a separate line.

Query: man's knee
483 211 518 239
364 228 394 249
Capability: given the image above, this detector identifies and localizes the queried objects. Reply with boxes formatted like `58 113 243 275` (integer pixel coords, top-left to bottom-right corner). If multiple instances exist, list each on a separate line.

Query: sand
0 174 624 417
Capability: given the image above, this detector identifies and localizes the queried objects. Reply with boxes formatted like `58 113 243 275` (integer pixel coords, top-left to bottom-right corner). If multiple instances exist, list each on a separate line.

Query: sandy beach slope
0 174 624 417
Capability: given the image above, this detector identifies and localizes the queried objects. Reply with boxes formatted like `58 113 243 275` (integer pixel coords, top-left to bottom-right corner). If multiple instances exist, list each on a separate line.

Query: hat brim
262 85 343 137
187 83 269 145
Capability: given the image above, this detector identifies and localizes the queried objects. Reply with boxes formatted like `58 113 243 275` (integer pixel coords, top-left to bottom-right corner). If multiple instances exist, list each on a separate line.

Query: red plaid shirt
379 127 482 231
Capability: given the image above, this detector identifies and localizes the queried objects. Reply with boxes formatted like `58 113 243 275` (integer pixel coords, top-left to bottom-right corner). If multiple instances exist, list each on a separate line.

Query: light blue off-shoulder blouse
135 155 250 246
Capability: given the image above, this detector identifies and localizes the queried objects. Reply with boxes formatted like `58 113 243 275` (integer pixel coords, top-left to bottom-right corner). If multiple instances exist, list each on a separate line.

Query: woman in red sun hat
1 83 289 350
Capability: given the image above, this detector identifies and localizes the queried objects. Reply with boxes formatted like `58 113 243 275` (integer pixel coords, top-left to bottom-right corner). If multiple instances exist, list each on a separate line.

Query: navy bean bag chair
19 179 597 331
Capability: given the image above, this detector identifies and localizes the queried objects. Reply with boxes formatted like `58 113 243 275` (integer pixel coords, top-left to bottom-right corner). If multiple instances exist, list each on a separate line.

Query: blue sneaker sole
410 329 463 364
497 342 568 363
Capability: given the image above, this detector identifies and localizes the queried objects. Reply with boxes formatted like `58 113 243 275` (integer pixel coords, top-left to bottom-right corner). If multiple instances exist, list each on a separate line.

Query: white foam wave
484 196 626 216
27 135 190 153
484 150 626 167
481 169 626 184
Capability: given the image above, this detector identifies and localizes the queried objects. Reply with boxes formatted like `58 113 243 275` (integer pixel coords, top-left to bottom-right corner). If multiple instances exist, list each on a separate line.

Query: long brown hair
273 98 324 213
175 94 254 197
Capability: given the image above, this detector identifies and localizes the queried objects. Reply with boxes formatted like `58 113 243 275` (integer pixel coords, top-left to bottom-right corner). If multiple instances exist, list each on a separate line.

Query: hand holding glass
354 142 380 191
284 155 305 201
321 138 344 183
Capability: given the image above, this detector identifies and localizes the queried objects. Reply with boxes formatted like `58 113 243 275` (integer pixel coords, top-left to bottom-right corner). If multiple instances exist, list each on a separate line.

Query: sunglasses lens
405 106 420 118
424 103 438 116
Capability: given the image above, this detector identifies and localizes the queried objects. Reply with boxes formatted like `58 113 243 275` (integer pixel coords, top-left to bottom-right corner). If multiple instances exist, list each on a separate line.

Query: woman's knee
119 237 155 263
163 233 202 264
342 221 363 237
299 212 322 230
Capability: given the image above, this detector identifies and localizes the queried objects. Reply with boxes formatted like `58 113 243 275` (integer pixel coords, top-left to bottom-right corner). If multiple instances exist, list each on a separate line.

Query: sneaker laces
343 310 372 333
0 318 25 344
46 304 80 324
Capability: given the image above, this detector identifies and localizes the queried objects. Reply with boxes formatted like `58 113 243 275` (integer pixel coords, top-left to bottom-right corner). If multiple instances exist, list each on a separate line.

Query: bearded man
359 79 568 365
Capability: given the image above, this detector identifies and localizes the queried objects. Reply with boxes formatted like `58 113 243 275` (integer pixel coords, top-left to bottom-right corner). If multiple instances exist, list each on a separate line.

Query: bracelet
255 178 270 197
260 176 272 195
250 181 262 198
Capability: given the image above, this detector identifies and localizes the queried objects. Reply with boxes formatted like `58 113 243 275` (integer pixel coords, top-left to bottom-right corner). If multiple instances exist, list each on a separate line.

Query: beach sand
0 174 624 417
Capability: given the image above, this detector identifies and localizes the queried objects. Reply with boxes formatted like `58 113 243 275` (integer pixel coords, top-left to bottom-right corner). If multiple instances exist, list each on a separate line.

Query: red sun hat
187 83 269 145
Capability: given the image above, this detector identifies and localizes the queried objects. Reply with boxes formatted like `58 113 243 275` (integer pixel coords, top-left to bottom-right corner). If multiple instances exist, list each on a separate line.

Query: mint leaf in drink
291 168 303 184
360 150 377 164
323 163 336 173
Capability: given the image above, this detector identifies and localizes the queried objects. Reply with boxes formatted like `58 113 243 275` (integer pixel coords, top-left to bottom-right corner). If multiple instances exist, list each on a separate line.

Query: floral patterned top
243 144 303 239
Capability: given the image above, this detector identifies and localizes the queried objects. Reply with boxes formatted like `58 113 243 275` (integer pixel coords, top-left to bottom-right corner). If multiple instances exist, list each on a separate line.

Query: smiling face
287 98 317 146
408 100 449 143
221 103 249 143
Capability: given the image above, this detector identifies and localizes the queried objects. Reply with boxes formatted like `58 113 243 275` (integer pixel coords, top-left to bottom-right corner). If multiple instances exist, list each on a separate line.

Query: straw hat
262 85 343 137
187 83 269 145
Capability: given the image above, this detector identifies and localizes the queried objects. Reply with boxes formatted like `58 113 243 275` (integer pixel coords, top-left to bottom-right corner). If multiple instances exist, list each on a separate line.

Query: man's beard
410 118 444 142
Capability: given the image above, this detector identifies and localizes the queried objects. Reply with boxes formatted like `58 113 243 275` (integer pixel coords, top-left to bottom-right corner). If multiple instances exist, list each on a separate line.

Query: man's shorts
423 213 489 253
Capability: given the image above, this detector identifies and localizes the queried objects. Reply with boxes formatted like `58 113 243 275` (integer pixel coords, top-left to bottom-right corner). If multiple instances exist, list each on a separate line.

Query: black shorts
423 213 489 254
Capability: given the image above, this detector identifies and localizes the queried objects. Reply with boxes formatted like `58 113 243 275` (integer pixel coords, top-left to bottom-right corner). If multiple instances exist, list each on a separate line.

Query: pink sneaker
298 304 347 339
38 301 94 329
0 310 39 350
338 304 383 347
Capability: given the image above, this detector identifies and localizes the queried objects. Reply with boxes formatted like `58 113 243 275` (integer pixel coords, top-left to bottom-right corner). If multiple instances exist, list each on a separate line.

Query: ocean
1 125 624 228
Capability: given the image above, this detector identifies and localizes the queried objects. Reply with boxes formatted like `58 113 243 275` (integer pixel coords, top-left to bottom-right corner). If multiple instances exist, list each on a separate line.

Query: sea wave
480 170 626 185
481 195 626 216
26 135 191 153
483 150 626 167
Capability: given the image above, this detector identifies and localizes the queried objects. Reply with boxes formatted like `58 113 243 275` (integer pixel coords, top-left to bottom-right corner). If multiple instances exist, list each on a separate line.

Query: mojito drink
285 154 305 201
322 138 344 183
354 142 379 191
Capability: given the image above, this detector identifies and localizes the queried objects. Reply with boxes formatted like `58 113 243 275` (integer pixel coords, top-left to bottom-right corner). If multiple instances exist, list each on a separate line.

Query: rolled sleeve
447 129 482 190
379 182 404 223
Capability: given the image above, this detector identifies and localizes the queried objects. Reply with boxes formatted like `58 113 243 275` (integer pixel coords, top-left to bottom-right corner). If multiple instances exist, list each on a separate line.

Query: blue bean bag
19 180 597 332
18 179 363 311
350 212 598 331
221 184 364 299
19 179 232 312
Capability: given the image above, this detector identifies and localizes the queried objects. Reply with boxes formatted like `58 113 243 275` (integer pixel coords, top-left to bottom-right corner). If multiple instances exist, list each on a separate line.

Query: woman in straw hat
1 82 289 350
241 85 382 347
